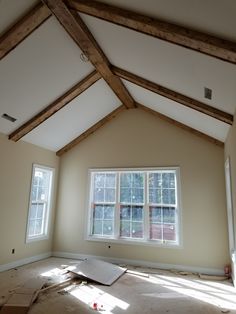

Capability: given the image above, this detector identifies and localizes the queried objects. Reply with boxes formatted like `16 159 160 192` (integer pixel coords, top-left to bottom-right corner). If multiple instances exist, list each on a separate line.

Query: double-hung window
88 168 181 247
26 164 54 242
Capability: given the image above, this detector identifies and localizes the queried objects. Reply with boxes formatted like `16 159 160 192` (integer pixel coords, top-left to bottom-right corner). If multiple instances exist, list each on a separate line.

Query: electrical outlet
11 248 15 254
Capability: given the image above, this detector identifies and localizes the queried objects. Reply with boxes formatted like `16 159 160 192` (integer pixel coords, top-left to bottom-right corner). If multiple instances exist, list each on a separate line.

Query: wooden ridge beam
137 103 224 148
42 0 136 109
9 70 101 141
112 66 233 125
56 105 126 156
0 2 51 60
68 0 236 64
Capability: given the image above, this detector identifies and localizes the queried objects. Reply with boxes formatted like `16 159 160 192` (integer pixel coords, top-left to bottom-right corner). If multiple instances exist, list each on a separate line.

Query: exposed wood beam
42 0 136 109
112 66 233 125
56 105 126 156
68 0 236 64
9 70 101 142
137 103 224 148
0 2 51 60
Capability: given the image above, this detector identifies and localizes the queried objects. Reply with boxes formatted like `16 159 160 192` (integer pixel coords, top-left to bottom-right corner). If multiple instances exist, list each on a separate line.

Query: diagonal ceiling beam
68 0 236 64
9 70 101 142
112 66 233 125
56 104 126 156
0 2 51 60
42 0 136 109
137 103 224 148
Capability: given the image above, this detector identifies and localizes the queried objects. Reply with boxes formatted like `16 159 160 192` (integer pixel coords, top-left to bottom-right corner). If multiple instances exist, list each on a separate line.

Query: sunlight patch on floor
141 274 236 310
69 284 129 313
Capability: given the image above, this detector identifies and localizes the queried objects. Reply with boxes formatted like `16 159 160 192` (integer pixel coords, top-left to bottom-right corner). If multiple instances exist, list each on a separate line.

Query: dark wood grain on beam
0 2 51 60
68 0 236 64
137 103 224 148
112 66 233 125
9 70 101 141
56 105 126 156
42 0 135 109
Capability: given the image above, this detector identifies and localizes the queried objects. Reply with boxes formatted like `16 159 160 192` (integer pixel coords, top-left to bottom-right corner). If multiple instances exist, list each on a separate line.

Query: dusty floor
0 257 236 314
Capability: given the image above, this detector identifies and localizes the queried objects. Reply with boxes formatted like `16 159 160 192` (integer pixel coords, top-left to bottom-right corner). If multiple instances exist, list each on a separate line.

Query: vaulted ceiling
1 0 236 155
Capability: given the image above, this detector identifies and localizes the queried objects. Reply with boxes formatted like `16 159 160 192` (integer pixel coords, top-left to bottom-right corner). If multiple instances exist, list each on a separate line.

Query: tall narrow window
88 168 181 247
26 164 54 242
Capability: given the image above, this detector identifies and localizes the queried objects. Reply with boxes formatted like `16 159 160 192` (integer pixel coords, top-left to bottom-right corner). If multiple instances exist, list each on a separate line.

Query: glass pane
120 173 132 188
105 174 116 188
149 188 161 204
31 186 38 202
93 220 102 235
120 188 131 203
132 188 144 203
104 206 114 219
169 173 175 188
94 174 105 188
149 207 162 223
133 173 144 187
149 173 162 188
163 224 176 241
30 204 37 219
132 206 143 222
120 221 130 237
36 204 44 219
131 222 143 238
163 208 175 223
163 189 171 204
120 206 130 220
150 223 162 240
105 188 115 202
28 220 35 236
35 219 43 235
162 173 170 188
103 220 113 235
93 205 103 219
94 188 104 202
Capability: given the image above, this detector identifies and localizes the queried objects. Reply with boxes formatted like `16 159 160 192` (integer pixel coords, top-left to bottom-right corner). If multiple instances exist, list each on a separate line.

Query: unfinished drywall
0 133 59 266
224 110 236 283
54 109 229 271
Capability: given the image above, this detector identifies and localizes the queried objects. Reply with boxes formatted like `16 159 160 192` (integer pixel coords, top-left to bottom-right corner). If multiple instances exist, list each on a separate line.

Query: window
26 164 54 242
88 168 181 247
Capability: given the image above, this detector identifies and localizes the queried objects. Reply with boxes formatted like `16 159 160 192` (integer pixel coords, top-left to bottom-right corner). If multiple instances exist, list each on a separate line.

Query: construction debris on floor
0 259 126 313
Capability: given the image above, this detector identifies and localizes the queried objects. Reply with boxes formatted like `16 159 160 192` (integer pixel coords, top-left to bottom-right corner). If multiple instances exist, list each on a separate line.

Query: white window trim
86 167 183 249
26 164 54 243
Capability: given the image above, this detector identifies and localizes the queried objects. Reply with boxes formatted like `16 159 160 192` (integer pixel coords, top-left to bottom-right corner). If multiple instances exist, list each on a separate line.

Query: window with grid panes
88 168 181 247
26 164 54 242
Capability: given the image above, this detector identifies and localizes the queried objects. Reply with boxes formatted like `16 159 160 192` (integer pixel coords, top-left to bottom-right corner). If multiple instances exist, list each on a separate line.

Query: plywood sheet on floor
70 259 126 285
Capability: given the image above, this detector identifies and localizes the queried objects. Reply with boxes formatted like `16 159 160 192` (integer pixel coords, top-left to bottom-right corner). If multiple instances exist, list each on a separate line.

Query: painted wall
0 133 59 265
224 111 236 283
53 109 229 271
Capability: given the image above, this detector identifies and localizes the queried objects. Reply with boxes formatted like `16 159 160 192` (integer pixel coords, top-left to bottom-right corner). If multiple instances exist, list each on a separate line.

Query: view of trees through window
89 168 180 245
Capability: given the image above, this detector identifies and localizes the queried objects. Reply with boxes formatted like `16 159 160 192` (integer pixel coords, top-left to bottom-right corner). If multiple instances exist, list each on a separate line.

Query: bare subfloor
0 257 236 314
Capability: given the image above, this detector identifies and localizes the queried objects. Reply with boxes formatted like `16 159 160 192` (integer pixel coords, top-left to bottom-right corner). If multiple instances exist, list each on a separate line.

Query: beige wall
0 133 59 265
53 109 229 270
225 111 236 283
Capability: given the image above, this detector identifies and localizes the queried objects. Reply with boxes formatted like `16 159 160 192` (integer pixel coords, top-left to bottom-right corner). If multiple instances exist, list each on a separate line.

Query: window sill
26 234 49 243
86 235 182 249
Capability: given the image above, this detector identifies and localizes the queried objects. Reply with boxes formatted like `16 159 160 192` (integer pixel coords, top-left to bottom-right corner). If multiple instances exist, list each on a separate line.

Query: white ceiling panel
123 80 230 142
0 0 38 35
81 14 236 115
0 16 94 135
22 79 121 151
99 0 236 41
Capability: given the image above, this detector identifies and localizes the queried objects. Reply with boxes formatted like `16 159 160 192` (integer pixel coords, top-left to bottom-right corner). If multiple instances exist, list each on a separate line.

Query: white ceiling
23 79 120 151
81 13 236 115
123 80 230 142
0 16 94 134
0 0 236 153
